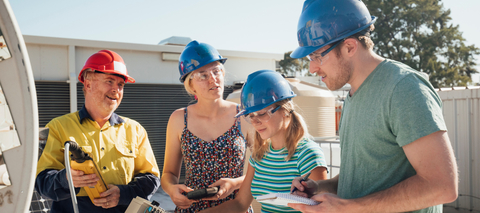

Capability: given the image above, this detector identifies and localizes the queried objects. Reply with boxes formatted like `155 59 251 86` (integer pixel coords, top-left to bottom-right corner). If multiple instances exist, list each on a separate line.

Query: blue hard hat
178 40 227 82
290 0 377 58
235 70 296 117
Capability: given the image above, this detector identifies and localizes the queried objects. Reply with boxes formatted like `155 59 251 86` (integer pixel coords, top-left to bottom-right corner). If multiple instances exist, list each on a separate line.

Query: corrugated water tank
226 78 336 137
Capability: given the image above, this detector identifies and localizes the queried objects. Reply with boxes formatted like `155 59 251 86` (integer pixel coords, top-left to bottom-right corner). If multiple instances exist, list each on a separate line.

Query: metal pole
64 143 80 213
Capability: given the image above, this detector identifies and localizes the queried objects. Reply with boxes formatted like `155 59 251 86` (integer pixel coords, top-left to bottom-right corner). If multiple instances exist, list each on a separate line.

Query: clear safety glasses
244 105 281 124
306 39 343 65
190 66 223 82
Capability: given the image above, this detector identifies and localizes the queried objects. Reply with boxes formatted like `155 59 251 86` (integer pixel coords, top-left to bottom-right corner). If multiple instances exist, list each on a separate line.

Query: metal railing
313 136 340 179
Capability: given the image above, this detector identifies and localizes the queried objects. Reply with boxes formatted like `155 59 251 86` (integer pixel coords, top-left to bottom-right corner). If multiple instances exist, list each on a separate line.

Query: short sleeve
297 139 328 175
390 74 446 147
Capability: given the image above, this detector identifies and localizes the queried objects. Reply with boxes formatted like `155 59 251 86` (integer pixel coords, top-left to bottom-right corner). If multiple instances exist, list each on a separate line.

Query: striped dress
249 138 327 213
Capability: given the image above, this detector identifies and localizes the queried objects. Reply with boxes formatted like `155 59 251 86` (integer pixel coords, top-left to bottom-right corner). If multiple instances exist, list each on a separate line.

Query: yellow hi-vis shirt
36 110 160 197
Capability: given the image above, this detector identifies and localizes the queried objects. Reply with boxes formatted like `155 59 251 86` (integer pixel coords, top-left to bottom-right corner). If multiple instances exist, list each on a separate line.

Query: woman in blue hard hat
199 70 328 213
161 41 254 213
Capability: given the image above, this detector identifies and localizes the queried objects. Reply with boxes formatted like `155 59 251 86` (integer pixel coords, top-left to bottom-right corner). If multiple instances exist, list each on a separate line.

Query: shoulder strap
235 104 241 127
184 107 188 127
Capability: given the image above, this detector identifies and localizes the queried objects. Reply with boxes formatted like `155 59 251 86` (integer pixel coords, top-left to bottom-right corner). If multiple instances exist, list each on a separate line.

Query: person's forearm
316 174 339 194
161 173 179 196
349 174 457 212
199 196 251 213
231 175 245 190
117 173 160 205
35 169 79 201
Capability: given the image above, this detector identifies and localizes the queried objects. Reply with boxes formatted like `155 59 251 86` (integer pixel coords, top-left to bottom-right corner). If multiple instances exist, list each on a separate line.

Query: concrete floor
150 187 176 212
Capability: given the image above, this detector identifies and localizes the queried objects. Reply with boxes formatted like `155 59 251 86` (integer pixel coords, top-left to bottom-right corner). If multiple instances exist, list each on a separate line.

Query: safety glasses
190 66 223 82
244 105 281 124
306 39 344 65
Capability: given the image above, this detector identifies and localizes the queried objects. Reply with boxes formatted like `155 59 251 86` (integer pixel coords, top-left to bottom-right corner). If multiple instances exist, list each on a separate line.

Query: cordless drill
67 141 108 203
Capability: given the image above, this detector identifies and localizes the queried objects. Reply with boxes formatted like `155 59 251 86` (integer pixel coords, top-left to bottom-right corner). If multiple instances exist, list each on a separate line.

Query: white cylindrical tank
226 78 336 138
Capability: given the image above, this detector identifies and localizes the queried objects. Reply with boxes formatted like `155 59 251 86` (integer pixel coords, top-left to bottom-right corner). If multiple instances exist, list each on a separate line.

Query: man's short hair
349 24 375 50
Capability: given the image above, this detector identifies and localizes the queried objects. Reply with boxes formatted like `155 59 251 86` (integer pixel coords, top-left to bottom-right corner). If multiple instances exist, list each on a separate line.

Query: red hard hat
78 50 135 83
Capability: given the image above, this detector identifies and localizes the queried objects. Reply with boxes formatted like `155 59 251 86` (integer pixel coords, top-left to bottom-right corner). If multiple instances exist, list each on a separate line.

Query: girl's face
189 62 225 100
247 105 290 140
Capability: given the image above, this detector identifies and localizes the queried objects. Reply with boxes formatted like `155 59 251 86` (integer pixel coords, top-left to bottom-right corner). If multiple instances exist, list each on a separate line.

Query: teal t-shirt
249 138 327 213
338 59 446 213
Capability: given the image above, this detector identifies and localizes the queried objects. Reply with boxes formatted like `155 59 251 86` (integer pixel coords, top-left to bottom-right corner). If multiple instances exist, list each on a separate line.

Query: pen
291 171 312 194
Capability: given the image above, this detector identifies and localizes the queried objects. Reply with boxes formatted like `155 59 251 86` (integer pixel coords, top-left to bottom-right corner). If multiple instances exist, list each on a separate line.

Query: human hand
67 168 99 188
204 178 235 200
93 184 120 209
170 184 196 209
290 176 318 198
288 193 349 213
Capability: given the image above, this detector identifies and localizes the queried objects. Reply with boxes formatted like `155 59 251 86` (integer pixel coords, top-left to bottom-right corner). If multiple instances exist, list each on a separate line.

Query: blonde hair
183 62 225 96
183 72 196 96
252 99 309 161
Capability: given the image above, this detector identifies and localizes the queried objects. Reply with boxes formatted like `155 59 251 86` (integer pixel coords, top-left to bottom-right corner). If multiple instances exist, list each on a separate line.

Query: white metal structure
437 87 480 213
0 0 39 212
23 35 282 114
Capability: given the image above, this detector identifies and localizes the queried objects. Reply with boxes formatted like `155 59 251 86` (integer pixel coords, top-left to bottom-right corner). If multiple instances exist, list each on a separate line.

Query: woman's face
247 105 290 140
189 62 225 100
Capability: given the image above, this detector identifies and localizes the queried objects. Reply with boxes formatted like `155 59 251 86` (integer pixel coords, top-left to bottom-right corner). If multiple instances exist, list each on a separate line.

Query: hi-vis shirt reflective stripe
36 110 160 197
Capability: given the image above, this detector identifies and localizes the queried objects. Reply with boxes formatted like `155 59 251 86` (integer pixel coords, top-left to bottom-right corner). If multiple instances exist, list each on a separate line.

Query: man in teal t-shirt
288 0 458 212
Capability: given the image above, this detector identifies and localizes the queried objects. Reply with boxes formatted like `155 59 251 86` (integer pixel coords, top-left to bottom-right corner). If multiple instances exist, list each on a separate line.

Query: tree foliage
278 0 479 87
364 0 479 87
278 51 311 77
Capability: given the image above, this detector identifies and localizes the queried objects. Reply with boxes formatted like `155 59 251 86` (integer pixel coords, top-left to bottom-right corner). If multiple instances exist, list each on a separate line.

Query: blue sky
8 0 480 82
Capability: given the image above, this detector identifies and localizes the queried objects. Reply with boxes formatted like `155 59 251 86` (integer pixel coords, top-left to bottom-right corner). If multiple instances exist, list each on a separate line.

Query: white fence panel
438 88 480 212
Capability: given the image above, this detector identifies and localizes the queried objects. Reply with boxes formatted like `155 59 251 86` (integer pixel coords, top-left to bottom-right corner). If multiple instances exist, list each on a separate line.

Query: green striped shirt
249 138 327 213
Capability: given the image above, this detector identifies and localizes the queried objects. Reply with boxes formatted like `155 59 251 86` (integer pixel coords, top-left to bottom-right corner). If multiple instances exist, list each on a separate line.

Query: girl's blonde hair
252 99 309 161
183 62 225 96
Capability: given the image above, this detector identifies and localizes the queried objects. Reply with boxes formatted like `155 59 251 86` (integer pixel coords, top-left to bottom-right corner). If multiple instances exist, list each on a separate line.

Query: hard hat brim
234 109 247 118
100 70 136 83
79 69 136 83
234 96 296 118
291 16 377 59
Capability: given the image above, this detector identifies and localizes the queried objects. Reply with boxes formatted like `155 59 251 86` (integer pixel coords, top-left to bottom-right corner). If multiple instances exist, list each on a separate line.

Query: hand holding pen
291 171 312 194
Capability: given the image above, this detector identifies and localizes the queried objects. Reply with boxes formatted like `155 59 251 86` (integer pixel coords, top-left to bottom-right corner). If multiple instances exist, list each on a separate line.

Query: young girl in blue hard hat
198 70 328 213
161 41 253 213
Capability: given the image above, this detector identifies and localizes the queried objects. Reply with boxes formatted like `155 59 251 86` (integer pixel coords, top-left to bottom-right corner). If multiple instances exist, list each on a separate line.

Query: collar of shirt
78 105 125 125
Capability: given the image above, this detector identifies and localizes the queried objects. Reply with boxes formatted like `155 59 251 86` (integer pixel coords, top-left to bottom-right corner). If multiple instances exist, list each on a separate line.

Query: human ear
343 38 358 56
84 79 92 91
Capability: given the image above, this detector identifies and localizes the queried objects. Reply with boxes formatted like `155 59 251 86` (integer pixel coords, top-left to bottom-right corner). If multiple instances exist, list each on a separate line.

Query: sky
8 0 480 83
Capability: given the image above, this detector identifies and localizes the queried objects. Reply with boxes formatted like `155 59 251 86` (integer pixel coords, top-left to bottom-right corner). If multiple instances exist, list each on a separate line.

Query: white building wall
23 35 282 85
27 44 69 81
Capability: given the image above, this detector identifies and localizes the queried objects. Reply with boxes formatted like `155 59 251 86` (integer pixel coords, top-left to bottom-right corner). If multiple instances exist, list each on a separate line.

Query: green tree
364 0 479 87
278 51 311 77
278 0 479 87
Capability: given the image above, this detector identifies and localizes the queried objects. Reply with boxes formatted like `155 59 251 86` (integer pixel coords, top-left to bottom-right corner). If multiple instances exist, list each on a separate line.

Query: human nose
250 117 262 125
112 83 123 93
309 61 319 74
208 72 220 82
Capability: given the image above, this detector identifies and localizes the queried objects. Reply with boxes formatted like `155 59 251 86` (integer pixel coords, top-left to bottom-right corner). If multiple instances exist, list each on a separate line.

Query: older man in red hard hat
35 50 160 212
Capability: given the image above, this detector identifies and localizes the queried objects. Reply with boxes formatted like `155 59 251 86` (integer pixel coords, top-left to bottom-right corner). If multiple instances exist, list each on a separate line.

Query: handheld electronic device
67 141 108 202
186 186 220 200
125 196 167 213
